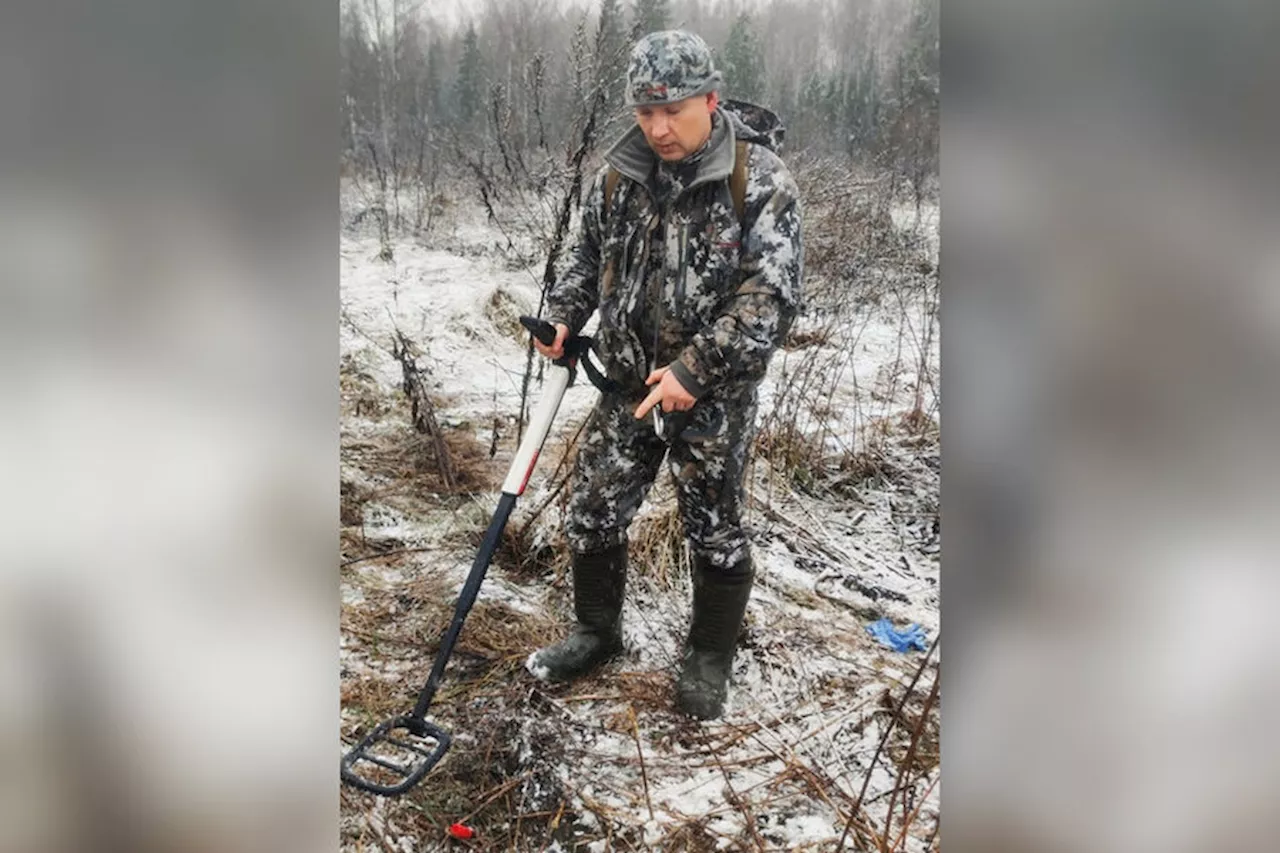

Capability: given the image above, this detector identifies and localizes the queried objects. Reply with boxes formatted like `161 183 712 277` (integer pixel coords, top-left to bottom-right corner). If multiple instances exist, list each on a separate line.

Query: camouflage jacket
545 101 803 400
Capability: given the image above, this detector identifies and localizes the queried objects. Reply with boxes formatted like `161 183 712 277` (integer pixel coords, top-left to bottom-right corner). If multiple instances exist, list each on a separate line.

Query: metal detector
340 316 603 796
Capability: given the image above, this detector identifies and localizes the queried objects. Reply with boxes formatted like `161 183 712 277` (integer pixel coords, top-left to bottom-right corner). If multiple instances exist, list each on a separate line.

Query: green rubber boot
526 543 626 683
677 556 754 720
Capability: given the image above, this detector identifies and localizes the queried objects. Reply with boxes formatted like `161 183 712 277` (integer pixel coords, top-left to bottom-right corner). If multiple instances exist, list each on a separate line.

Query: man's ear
706 90 719 113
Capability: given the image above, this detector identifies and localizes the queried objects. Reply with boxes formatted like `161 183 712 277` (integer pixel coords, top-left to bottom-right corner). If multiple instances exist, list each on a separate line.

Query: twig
628 704 654 820
361 813 402 853
458 772 533 825
516 38 608 448
883 671 940 850
560 693 622 702
752 494 886 577
740 724 847 828
835 634 940 853
341 546 438 567
924 812 941 851
391 330 456 490
708 737 767 852
890 773 940 852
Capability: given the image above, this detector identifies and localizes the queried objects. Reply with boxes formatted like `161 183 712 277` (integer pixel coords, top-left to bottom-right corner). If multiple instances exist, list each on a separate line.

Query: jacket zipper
650 217 691 375
676 221 689 323
636 210 661 378
649 212 665 373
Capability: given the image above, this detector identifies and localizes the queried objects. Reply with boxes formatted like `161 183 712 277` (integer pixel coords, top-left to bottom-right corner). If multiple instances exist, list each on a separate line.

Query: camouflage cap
625 30 723 107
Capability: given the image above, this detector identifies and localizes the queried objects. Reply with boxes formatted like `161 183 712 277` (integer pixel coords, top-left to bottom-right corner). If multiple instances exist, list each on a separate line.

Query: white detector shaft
501 363 573 495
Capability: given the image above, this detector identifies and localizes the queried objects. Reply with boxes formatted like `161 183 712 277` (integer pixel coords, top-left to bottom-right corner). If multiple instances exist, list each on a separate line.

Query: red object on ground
447 823 475 840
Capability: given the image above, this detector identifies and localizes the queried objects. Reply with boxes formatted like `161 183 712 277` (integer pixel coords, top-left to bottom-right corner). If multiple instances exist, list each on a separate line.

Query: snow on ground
340 196 939 852
340 234 601 440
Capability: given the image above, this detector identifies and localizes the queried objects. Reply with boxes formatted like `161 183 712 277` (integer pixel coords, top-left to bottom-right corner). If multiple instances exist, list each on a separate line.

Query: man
525 30 803 719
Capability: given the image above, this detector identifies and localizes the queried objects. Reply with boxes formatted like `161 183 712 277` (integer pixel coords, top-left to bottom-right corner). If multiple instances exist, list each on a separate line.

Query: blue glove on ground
866 618 930 652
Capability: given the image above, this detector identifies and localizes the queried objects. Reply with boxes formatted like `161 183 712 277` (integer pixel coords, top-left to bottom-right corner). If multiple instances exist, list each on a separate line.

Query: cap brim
625 74 722 107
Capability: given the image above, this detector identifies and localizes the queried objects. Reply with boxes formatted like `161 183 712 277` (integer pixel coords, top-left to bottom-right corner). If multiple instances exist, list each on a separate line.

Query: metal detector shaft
410 361 573 719
341 333 578 796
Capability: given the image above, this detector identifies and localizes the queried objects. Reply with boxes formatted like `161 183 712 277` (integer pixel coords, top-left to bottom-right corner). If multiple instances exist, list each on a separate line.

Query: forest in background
340 0 938 241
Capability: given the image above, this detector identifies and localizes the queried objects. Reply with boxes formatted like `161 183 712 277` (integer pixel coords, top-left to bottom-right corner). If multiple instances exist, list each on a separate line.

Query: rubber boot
526 543 626 682
677 556 754 719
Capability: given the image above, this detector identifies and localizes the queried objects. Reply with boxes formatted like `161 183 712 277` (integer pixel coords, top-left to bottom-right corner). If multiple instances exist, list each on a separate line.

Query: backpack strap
729 140 750 223
604 167 621 214
600 168 622 297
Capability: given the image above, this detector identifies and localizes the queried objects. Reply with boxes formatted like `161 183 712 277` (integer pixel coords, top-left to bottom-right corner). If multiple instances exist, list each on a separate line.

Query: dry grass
659 819 720 852
343 425 500 501
340 588 591 850
341 345 502 501
755 422 826 495
339 478 371 528
795 161 903 292
783 326 834 351
484 285 532 346
340 354 391 420
453 600 561 666
342 556 942 852
627 495 691 589
754 421 903 498
605 671 676 719
899 406 939 439
830 445 899 494
341 573 569 841
492 521 570 581
339 674 413 726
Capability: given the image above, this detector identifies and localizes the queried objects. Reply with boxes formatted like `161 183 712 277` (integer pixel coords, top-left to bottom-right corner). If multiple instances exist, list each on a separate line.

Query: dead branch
627 705 654 821
391 330 455 491
883 671 941 850
516 15 611 448
835 636 940 853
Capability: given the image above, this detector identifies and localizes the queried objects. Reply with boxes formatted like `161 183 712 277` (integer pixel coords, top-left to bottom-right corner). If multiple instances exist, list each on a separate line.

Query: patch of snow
525 651 552 682
779 812 836 844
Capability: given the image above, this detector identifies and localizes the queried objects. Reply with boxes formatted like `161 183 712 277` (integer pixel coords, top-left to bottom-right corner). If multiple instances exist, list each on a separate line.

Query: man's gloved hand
634 365 696 420
532 323 570 360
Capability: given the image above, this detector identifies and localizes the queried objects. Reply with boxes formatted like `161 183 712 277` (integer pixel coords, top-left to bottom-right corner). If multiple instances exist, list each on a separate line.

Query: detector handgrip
519 315 558 346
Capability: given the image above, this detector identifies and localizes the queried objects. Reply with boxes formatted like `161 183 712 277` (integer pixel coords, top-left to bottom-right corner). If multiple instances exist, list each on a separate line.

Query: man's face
635 91 719 162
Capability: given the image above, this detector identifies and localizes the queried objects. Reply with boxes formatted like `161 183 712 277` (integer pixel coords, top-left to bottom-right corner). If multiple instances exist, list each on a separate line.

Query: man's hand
533 323 570 360
634 365 696 419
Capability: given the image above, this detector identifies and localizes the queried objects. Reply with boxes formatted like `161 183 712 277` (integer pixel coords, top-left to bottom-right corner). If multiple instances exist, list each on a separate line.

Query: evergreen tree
720 13 765 102
425 37 445 123
455 23 486 128
598 0 629 109
852 47 881 149
340 3 378 158
896 0 939 192
630 0 670 40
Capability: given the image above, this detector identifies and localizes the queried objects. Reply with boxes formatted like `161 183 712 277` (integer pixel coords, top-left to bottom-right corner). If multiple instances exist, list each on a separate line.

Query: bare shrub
492 520 567 581
783 325 833 351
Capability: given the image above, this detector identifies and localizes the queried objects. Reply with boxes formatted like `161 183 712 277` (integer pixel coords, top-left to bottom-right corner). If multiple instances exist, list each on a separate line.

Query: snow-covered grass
340 188 939 852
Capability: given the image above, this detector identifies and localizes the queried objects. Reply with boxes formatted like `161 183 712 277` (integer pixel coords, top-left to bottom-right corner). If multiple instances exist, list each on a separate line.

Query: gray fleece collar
604 107 737 191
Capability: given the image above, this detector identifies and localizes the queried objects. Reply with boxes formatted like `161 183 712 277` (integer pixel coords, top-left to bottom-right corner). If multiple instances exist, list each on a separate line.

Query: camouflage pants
564 383 759 570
